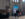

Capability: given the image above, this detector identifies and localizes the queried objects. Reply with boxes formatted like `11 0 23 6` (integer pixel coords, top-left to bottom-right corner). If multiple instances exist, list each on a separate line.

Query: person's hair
16 10 19 13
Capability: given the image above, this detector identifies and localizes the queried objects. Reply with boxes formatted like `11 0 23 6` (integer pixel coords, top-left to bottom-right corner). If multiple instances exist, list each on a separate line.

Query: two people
12 4 19 16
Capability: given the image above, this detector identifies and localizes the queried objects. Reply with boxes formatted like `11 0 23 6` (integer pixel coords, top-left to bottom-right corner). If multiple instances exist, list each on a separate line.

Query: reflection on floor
9 16 25 19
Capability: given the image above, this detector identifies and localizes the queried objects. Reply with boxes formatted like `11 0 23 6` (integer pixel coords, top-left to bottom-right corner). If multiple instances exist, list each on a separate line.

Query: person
16 10 19 16
5 6 10 19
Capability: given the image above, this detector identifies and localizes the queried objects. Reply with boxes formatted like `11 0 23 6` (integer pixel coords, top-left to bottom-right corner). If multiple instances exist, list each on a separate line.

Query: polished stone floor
0 16 25 19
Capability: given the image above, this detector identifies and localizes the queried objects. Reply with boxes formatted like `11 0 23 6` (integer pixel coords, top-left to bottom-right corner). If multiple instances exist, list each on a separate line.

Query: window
22 0 25 2
13 0 19 2
13 0 14 2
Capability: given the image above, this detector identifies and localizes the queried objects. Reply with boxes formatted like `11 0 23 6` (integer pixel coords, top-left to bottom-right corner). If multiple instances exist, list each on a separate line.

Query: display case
0 0 10 18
